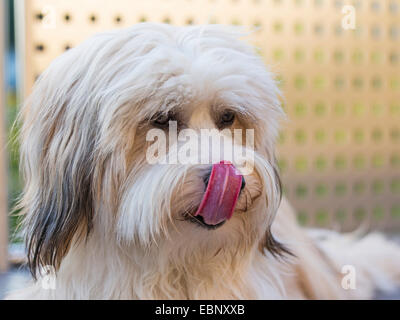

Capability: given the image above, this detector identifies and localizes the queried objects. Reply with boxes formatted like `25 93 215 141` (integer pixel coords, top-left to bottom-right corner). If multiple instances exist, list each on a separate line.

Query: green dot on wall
295 129 307 144
389 1 399 13
294 22 304 35
273 48 284 61
354 208 366 221
277 131 286 144
295 157 308 172
315 129 326 143
353 77 364 89
295 102 307 116
294 49 305 62
334 50 344 63
276 75 285 88
372 103 384 116
334 103 346 116
390 78 400 90
353 27 363 38
391 206 400 219
353 181 366 195
390 103 400 115
371 26 381 35
371 51 382 64
296 184 308 197
334 77 345 90
315 183 328 197
335 209 346 222
353 128 365 143
314 49 324 63
334 129 347 144
334 155 347 170
231 19 241 26
372 128 383 143
334 24 343 36
372 154 384 168
316 209 329 225
373 207 384 220
314 102 326 116
297 211 308 225
315 155 327 171
352 50 363 64
391 128 399 142
273 21 283 33
314 23 324 35
390 154 400 167
390 52 398 64
314 0 324 7
372 180 384 194
372 76 382 90
371 1 381 12
353 103 366 116
277 158 287 173
391 179 400 194
294 75 306 89
353 154 365 169
335 182 347 196
314 76 326 89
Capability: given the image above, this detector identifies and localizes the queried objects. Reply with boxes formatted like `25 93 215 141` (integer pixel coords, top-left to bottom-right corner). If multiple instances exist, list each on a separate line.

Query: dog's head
19 23 289 277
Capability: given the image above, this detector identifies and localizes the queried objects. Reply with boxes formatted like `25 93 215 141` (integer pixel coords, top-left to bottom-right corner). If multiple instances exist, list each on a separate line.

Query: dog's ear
19 75 96 279
24 150 95 279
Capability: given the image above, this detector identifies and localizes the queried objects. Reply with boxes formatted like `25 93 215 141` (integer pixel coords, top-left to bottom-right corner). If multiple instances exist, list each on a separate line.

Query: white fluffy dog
7 23 400 299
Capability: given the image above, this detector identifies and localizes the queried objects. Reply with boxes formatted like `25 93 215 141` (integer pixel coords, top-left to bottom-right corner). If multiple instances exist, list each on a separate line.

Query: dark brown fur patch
25 121 97 279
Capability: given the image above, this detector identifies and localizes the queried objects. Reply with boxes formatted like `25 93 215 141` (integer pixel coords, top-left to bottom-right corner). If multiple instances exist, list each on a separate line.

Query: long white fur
6 23 400 299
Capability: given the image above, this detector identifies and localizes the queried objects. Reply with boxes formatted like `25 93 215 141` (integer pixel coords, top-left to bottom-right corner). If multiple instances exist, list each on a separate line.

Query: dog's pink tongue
194 161 243 226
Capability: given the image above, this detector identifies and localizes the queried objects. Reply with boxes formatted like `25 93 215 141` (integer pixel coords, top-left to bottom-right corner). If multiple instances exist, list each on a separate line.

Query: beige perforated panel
16 0 400 231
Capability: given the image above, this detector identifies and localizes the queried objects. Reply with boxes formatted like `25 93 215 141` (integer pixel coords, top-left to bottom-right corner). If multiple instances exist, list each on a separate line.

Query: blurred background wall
0 0 9 272
3 0 21 248
1 0 399 260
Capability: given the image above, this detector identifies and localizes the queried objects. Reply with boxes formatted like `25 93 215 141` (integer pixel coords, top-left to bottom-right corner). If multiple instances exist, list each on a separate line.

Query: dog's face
19 24 287 277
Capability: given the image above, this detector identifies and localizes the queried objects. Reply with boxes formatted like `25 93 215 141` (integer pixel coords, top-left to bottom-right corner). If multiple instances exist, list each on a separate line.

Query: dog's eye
151 112 175 128
219 110 235 127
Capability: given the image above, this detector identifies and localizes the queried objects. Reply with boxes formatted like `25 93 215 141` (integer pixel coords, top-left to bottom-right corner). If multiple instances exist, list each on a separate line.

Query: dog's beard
116 144 282 259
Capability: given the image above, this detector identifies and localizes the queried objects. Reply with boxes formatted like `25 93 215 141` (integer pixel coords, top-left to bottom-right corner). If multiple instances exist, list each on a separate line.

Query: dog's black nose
203 168 212 188
240 177 246 191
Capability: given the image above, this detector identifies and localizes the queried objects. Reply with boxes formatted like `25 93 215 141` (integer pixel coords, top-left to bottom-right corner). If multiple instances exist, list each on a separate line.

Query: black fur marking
26 128 96 280
261 162 294 259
